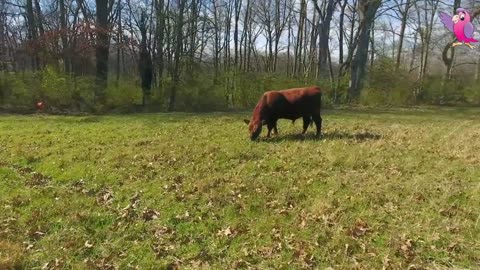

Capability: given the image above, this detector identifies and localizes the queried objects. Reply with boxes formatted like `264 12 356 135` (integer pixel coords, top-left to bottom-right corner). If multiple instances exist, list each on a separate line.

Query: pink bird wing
464 22 478 42
439 11 454 32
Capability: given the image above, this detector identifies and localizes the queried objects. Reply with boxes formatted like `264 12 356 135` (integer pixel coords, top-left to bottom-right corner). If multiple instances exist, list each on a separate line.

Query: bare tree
59 0 70 73
338 0 348 66
155 0 166 91
116 0 123 83
416 0 439 88
139 11 153 106
95 0 113 105
349 0 382 101
26 0 39 70
313 0 338 79
168 0 186 111
394 0 413 70
294 0 307 77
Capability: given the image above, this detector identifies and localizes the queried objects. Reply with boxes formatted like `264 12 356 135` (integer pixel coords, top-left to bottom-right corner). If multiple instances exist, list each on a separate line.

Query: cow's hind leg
312 112 322 137
302 116 311 135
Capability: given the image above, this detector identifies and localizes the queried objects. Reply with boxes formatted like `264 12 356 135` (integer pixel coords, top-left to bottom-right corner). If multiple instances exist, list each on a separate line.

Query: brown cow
243 86 322 140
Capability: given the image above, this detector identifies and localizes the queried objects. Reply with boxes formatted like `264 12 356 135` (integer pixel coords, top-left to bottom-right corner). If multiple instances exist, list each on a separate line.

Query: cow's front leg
273 120 278 136
266 121 275 138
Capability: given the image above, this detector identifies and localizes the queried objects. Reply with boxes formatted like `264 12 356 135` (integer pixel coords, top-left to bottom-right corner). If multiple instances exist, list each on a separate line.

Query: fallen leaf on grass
152 243 176 258
96 188 114 205
439 205 462 217
348 219 370 239
217 226 235 238
27 172 50 187
258 246 274 258
84 240 94 248
300 219 307 228
24 242 34 251
153 226 175 240
27 230 45 240
399 237 415 262
382 255 391 270
174 211 190 221
446 226 460 233
41 258 64 269
447 242 460 253
84 257 117 270
142 209 160 221
119 192 142 220
166 261 181 270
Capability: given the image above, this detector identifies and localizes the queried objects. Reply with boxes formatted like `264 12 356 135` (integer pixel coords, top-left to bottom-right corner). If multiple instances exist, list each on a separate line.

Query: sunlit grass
0 107 479 269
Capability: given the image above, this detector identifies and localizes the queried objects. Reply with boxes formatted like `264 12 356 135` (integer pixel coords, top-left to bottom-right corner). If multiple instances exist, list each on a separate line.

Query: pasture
0 107 479 269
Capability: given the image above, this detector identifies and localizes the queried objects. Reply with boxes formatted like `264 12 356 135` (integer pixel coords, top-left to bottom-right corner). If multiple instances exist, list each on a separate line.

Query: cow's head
243 118 263 141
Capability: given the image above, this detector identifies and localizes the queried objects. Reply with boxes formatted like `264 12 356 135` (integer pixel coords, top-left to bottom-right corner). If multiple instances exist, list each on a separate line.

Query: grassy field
0 107 479 269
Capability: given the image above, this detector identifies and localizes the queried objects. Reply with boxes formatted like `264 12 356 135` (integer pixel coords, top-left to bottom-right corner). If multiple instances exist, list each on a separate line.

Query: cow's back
263 86 321 120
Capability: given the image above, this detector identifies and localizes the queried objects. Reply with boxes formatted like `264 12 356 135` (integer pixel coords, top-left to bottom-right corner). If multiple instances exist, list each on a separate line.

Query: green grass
0 107 479 269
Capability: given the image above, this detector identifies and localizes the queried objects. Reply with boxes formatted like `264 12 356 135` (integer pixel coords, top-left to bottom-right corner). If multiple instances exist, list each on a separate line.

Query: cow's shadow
261 130 381 142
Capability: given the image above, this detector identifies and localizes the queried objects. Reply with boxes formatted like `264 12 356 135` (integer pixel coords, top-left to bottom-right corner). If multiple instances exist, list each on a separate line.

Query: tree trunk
60 0 70 73
273 0 287 73
116 0 122 84
287 15 292 76
349 0 381 102
34 0 44 68
95 0 110 106
313 0 336 79
409 29 418 72
420 0 439 82
234 0 241 69
139 12 153 107
187 0 199 76
168 0 185 111
242 0 251 72
390 20 395 60
338 0 347 65
370 19 375 67
0 0 5 71
294 0 306 77
26 0 38 70
348 0 357 53
213 0 220 83
223 0 233 107
395 0 411 70
156 0 165 94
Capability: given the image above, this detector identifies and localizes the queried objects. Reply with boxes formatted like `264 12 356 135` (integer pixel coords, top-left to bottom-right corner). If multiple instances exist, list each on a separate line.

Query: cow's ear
243 119 250 125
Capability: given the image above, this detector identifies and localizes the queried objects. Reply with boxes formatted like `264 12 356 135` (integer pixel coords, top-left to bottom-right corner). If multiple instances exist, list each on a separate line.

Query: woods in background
1 0 480 113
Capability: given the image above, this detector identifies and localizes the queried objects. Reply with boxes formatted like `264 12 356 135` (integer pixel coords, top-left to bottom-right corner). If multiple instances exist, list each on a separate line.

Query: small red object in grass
36 101 45 111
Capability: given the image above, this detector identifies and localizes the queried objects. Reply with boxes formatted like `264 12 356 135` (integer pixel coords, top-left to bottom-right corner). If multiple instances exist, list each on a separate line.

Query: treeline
1 0 480 113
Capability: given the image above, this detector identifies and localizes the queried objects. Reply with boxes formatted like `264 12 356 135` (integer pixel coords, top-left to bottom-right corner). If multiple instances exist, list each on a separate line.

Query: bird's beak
452 15 459 24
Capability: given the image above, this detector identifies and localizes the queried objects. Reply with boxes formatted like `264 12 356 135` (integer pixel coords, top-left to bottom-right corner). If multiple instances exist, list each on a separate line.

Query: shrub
40 66 72 109
105 79 143 110
422 77 467 105
362 57 415 106
0 72 35 108
71 76 96 112
464 85 480 105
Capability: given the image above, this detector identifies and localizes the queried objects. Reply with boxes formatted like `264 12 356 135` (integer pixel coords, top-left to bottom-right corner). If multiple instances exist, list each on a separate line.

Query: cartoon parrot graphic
439 8 478 49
